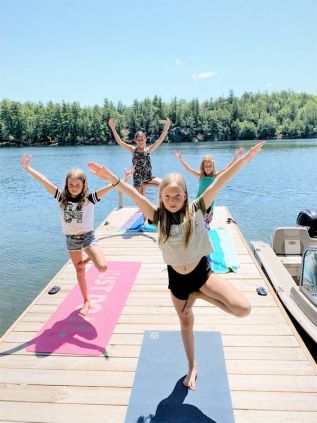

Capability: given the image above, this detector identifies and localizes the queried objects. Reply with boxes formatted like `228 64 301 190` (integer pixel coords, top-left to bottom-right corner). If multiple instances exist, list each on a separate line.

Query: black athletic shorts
167 256 212 300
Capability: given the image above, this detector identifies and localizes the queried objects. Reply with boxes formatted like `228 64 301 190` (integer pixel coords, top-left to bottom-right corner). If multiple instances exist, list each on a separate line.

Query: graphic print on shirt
169 219 199 241
64 203 83 224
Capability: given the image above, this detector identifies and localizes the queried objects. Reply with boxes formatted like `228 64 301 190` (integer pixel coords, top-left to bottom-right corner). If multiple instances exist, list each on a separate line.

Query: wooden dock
0 206 316 423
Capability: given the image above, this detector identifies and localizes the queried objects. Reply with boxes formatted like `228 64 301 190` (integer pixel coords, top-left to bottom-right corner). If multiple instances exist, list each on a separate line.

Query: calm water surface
1 139 317 335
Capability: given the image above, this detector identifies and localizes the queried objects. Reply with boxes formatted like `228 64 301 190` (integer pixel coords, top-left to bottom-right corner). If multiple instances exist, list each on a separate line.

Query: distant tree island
0 90 316 147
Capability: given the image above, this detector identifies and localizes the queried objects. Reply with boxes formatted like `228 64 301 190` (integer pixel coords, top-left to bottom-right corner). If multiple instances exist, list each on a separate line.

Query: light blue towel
208 227 239 273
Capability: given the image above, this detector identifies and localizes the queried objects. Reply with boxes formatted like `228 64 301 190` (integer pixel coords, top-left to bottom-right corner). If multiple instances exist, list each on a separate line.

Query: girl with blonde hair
88 141 264 390
174 147 244 228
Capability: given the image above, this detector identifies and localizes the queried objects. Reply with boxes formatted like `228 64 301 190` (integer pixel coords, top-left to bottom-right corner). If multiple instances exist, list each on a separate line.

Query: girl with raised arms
108 117 171 195
174 147 244 228
21 155 133 316
88 141 264 390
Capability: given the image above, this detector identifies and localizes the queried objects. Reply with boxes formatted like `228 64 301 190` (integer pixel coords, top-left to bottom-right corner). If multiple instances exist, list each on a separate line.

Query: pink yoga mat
27 261 141 356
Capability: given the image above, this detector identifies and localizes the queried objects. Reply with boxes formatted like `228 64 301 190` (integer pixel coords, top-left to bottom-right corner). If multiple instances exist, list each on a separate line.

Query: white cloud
191 71 218 79
175 58 183 65
266 82 272 88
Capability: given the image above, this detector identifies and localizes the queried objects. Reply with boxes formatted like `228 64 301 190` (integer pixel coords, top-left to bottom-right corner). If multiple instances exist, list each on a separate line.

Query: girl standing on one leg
174 147 244 229
88 141 264 390
108 117 171 196
21 155 133 316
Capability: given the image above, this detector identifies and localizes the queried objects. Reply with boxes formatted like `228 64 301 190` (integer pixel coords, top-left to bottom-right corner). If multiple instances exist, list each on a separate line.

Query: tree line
0 90 316 147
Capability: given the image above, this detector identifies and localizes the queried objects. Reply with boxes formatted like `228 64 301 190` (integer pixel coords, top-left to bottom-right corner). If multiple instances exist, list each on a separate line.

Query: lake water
1 139 317 335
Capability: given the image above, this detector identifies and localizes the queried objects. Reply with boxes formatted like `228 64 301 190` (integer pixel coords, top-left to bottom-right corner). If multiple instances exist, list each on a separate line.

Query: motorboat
251 209 317 344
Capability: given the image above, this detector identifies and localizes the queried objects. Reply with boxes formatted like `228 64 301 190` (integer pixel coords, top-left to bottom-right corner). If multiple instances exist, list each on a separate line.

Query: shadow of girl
138 377 216 423
0 310 105 357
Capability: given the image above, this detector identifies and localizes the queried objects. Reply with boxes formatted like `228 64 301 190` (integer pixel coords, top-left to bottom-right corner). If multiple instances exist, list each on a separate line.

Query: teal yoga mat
208 227 239 273
125 331 235 423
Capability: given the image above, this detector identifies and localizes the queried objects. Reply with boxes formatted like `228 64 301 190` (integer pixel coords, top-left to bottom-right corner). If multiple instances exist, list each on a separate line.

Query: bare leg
85 244 107 273
69 250 90 315
170 292 197 391
183 273 251 317
142 177 161 194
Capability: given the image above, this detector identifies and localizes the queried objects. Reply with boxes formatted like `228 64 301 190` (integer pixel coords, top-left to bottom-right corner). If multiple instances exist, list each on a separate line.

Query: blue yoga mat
208 227 239 273
125 331 235 423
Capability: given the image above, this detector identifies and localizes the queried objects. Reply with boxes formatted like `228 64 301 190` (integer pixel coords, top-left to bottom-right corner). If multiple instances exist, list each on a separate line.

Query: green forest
0 90 316 147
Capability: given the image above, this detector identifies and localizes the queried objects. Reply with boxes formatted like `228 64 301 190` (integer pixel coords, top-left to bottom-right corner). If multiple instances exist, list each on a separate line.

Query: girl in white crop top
88 141 264 391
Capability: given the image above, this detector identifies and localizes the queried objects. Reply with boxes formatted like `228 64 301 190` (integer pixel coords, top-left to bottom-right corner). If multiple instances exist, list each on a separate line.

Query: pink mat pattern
27 261 141 356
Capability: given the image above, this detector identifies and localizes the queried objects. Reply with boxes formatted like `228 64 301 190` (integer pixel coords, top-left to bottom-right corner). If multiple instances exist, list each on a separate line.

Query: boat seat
272 227 317 256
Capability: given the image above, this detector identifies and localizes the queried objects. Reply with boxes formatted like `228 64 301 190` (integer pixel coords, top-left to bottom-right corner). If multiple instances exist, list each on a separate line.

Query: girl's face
67 177 84 197
160 184 187 213
203 159 214 175
135 134 146 149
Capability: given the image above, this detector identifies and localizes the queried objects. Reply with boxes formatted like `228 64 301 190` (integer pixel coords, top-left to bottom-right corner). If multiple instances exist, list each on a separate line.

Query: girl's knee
234 301 251 317
179 313 194 329
95 263 107 273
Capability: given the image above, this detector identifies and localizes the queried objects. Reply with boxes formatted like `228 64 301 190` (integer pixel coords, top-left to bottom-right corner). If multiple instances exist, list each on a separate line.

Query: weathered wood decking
0 206 316 423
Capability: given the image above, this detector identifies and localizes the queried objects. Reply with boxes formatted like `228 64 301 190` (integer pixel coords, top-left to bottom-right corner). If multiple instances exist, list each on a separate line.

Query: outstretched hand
164 117 171 131
124 165 135 182
234 147 244 159
108 118 115 130
174 149 182 160
88 162 115 182
21 154 32 170
244 141 265 161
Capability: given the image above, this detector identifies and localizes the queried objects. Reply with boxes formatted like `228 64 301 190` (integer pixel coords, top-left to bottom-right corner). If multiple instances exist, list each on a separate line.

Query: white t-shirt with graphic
55 189 100 235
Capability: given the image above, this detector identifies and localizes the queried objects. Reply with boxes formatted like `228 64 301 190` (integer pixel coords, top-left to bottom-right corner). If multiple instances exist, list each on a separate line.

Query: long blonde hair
60 168 88 210
158 173 192 248
199 155 216 177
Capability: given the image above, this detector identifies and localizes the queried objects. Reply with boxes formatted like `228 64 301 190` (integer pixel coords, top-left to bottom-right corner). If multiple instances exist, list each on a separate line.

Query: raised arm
148 117 171 154
174 149 200 178
96 165 135 200
88 162 157 221
215 147 244 176
108 118 134 153
21 155 57 196
202 142 265 208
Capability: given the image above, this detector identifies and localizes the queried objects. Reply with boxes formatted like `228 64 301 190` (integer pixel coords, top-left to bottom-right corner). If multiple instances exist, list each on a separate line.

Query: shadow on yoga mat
125 331 234 423
26 261 141 356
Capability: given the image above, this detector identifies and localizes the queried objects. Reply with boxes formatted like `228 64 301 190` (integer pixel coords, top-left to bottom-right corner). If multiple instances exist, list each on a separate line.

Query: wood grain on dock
0 206 316 423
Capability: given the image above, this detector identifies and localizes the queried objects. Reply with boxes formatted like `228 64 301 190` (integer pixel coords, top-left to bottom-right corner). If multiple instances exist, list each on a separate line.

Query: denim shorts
65 231 97 251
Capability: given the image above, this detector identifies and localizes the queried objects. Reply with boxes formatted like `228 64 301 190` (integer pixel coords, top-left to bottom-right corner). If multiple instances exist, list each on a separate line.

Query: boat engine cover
297 209 317 237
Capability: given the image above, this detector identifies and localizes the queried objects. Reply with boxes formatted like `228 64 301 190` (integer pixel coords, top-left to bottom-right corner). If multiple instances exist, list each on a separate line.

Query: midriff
171 258 201 275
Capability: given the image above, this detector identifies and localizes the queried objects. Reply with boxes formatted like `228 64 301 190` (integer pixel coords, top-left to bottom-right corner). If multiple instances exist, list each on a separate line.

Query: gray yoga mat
124 331 235 423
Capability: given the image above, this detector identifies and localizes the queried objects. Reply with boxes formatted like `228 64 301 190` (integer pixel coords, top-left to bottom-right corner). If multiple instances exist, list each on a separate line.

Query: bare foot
79 300 90 316
182 291 198 315
183 363 197 390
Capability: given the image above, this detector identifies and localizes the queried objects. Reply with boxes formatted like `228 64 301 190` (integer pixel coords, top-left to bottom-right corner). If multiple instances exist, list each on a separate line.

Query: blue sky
1 0 316 106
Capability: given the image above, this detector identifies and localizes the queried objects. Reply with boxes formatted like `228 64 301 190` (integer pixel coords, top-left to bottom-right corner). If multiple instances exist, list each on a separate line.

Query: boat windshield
300 248 317 307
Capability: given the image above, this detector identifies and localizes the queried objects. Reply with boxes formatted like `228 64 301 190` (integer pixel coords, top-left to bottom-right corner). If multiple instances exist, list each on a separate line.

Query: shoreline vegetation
0 91 316 148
